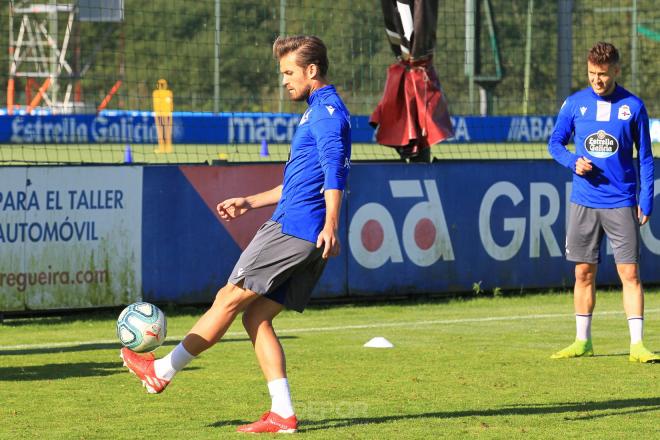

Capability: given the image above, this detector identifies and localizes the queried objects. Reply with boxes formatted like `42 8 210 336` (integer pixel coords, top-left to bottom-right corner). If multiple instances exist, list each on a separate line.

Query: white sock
154 343 195 381
268 378 294 418
575 314 592 341
627 316 643 345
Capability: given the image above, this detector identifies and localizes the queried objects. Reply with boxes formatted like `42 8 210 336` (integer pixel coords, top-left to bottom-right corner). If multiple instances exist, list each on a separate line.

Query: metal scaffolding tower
6 0 124 115
7 0 77 114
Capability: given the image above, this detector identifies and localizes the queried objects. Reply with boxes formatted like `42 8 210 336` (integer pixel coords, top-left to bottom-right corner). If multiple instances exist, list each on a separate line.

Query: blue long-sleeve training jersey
271 85 352 243
548 84 654 215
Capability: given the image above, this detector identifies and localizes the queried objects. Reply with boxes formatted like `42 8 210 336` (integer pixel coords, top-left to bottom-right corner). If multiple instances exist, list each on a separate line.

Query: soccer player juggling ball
548 41 658 363
121 35 352 432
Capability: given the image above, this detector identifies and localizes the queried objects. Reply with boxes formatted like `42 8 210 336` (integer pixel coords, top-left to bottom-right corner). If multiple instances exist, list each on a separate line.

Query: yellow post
7 78 15 115
152 79 174 153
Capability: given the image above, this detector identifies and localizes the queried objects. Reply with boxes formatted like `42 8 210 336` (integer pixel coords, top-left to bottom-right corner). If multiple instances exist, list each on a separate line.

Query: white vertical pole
278 0 286 113
49 0 58 105
631 0 638 92
522 0 534 115
556 0 573 108
213 0 221 113
465 0 476 114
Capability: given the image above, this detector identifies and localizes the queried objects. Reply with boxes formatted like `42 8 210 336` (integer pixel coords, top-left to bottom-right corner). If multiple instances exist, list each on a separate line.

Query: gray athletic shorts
565 203 640 264
228 220 326 312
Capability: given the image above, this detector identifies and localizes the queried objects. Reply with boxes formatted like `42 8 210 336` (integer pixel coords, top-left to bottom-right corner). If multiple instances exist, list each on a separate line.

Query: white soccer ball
116 302 167 353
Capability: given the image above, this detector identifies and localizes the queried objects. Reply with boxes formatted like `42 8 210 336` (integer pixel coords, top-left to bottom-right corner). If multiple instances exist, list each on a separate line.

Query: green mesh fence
0 0 658 164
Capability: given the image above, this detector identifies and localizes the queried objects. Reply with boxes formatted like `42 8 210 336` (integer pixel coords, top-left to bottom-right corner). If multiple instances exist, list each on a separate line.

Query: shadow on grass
0 336 297 356
1 317 72 327
593 352 629 358
0 304 215 325
207 419 251 429
0 361 201 381
206 397 660 432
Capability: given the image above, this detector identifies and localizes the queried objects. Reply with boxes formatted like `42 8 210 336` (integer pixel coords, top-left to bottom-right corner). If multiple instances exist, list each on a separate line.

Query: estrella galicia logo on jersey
584 130 618 158
618 105 631 121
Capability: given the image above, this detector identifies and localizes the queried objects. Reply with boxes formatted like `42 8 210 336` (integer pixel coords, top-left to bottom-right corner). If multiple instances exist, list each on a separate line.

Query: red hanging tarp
370 59 453 154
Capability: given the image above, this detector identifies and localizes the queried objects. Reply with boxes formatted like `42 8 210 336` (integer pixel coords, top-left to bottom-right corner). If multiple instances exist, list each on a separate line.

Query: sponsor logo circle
361 219 384 252
584 130 618 158
414 218 436 250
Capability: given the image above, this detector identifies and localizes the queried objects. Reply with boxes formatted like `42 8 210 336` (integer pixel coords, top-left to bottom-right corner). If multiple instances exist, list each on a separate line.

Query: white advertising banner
0 167 142 310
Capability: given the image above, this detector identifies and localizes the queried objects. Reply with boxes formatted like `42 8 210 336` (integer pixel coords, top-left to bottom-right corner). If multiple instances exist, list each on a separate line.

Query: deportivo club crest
618 105 631 120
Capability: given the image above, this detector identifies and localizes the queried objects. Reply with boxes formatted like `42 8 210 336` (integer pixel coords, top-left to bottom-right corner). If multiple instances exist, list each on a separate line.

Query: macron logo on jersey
325 105 335 116
580 106 587 116
299 109 312 125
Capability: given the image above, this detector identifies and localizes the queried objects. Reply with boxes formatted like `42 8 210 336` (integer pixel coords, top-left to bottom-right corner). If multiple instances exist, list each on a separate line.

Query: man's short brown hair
587 41 620 66
273 35 329 77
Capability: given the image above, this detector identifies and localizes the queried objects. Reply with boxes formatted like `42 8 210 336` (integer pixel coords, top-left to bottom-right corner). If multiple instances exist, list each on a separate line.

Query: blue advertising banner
139 160 660 304
345 161 660 295
0 111 608 145
1 111 659 145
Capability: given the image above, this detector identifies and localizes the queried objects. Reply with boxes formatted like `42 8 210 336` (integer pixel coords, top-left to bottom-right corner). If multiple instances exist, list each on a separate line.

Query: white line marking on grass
276 308 660 335
1 308 658 351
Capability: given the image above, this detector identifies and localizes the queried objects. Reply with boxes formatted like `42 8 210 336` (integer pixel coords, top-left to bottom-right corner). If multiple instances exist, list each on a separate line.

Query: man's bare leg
241 296 295 419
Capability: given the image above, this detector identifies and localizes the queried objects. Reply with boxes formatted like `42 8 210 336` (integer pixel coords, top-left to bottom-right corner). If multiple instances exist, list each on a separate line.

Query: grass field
1 290 659 439
0 143 576 165
2 143 659 165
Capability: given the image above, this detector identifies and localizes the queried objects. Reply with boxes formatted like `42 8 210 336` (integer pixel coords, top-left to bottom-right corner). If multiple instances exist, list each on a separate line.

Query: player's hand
216 197 250 221
638 206 650 226
575 156 593 176
316 226 340 259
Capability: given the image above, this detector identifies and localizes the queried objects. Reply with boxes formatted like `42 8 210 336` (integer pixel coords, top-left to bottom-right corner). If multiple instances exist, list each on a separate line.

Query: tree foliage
0 0 657 116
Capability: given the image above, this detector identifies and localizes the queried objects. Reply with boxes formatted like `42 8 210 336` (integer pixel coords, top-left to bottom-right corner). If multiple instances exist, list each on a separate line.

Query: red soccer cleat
236 411 298 434
119 347 170 394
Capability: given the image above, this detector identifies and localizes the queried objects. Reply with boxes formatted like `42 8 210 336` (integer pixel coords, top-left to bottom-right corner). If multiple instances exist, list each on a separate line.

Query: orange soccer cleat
236 411 298 434
120 347 170 394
